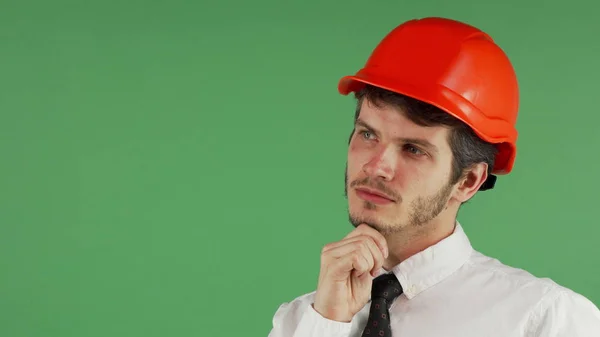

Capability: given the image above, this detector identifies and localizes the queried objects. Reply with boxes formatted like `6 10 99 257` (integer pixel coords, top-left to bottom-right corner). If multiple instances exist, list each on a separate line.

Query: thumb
353 269 374 293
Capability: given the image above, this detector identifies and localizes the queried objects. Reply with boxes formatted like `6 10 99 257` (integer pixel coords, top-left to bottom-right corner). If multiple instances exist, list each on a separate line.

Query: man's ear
454 163 488 203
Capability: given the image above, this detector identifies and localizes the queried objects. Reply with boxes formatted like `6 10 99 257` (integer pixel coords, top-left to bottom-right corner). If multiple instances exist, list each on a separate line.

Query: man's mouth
355 187 396 204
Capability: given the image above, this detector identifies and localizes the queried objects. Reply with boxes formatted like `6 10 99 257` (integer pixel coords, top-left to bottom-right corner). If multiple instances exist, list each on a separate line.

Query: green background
1 0 598 336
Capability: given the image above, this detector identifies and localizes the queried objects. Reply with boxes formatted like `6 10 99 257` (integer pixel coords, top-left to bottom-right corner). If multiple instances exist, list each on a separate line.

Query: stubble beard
345 169 454 236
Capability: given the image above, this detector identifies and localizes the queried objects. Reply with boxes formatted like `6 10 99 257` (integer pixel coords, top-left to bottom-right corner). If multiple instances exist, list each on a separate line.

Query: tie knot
371 273 403 302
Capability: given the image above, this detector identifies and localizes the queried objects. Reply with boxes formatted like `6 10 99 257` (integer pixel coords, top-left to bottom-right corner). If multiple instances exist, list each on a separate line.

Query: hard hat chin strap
479 174 497 191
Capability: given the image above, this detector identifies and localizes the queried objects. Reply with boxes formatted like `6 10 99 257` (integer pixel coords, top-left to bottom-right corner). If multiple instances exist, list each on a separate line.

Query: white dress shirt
268 223 600 337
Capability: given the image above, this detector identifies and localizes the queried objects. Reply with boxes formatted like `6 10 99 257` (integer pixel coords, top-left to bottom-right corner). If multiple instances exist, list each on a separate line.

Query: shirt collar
375 221 473 299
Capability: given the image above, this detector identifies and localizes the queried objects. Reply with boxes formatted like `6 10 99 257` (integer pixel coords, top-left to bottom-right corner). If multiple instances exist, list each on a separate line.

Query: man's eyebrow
354 119 376 133
397 137 439 154
354 118 438 153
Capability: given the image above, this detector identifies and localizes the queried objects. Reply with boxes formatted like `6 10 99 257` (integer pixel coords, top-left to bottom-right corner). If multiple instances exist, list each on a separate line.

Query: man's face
345 98 458 235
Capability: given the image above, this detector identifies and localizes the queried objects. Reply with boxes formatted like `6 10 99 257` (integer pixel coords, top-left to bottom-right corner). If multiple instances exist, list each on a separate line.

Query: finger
322 235 377 259
361 236 385 276
321 236 367 254
326 238 377 277
335 249 371 277
320 238 369 274
344 224 389 258
343 224 370 239
355 239 375 276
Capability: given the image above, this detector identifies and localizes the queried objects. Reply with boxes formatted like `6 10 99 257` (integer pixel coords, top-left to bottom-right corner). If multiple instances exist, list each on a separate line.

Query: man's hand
312 224 389 322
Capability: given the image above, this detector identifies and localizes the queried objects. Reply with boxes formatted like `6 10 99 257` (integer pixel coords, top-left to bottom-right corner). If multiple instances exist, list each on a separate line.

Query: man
268 17 600 337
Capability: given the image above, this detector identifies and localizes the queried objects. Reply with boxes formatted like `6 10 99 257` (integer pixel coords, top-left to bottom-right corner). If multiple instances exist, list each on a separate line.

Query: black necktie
361 273 403 336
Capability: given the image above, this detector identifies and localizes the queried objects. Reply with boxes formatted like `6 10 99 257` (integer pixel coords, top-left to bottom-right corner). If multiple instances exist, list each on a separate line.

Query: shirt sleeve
268 299 353 337
531 288 600 337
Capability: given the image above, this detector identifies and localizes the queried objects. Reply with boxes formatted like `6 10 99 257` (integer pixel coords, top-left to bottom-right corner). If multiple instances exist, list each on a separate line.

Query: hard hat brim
338 74 516 175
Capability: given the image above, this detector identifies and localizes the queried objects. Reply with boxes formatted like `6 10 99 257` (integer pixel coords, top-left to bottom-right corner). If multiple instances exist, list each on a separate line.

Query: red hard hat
338 17 519 175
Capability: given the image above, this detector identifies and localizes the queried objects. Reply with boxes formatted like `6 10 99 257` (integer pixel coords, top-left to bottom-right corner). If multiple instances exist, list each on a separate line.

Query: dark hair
352 85 498 187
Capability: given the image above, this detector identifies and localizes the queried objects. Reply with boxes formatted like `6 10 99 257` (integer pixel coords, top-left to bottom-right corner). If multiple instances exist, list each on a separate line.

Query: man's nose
362 145 396 181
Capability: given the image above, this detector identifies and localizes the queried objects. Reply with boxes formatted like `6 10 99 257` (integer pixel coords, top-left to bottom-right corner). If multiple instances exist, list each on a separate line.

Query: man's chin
349 213 383 230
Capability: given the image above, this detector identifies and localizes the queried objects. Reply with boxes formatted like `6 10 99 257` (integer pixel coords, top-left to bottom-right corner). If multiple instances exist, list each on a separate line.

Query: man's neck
382 218 457 270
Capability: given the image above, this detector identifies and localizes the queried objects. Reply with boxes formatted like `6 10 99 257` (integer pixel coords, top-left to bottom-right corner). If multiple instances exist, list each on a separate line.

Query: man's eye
405 145 424 155
359 130 375 140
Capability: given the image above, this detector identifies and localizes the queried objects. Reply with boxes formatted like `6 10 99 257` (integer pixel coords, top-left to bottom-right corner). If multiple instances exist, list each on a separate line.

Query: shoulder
467 250 600 336
466 250 561 293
